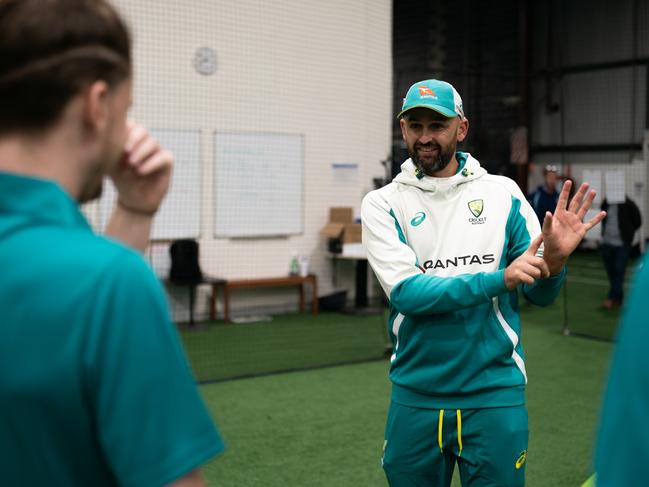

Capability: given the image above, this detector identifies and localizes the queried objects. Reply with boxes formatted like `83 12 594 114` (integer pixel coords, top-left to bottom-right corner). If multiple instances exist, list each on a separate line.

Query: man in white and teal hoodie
362 79 605 487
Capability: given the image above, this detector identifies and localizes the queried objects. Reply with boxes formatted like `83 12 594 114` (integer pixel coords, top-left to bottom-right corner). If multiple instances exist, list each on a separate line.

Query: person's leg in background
600 244 617 308
610 244 631 305
382 402 455 487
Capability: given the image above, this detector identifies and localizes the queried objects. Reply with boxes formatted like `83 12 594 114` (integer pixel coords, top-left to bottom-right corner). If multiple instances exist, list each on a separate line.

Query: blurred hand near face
109 120 173 216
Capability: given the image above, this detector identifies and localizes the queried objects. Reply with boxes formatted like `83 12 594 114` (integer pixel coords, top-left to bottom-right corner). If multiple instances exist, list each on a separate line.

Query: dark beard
78 161 107 203
79 144 122 203
409 142 455 176
78 177 103 203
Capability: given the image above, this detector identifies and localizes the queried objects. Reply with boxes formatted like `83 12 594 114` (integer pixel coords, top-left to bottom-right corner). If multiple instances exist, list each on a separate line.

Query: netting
81 0 392 382
529 0 648 341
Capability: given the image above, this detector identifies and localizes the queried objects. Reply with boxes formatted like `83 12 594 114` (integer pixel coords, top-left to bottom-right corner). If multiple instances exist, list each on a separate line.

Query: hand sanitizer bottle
289 251 299 276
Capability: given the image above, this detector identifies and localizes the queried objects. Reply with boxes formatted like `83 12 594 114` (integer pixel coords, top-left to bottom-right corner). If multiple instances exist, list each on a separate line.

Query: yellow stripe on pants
438 409 445 452
456 409 463 457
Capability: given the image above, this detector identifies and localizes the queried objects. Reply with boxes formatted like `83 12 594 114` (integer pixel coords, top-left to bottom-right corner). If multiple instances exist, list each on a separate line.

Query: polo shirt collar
0 171 92 231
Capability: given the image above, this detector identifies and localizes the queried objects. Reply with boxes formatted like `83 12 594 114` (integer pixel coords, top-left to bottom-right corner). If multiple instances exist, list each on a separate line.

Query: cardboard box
329 207 353 223
342 223 362 243
320 207 362 246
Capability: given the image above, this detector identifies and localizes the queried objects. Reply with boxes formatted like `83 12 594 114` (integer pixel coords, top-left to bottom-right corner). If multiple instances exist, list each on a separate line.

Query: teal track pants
382 402 528 487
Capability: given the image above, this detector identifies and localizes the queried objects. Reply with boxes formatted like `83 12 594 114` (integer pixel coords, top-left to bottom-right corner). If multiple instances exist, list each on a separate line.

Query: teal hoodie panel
505 196 566 307
389 270 506 315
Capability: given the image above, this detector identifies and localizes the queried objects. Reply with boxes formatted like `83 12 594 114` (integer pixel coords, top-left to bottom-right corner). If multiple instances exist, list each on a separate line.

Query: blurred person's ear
82 80 111 135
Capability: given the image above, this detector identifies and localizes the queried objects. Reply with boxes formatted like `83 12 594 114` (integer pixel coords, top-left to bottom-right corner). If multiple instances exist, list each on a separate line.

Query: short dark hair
0 0 132 135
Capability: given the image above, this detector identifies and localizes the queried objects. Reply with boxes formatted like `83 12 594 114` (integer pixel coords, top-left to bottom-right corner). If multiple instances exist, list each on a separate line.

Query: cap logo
418 86 436 98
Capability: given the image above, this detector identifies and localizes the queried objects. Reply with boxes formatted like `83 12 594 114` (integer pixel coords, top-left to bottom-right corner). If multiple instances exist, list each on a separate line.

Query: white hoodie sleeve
361 190 421 297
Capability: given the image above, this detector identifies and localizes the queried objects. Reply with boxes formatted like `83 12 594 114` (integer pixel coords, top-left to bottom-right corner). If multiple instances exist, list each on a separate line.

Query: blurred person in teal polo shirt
584 254 649 486
0 1 224 486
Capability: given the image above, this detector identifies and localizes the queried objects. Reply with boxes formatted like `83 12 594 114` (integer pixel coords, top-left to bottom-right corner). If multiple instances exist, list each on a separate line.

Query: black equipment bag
169 239 203 284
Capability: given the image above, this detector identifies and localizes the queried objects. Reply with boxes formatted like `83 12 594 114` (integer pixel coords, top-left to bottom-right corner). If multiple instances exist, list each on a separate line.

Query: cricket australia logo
468 199 486 225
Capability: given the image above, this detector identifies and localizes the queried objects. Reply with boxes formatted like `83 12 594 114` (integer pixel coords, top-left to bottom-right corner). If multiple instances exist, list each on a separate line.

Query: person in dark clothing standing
600 196 642 309
529 165 560 225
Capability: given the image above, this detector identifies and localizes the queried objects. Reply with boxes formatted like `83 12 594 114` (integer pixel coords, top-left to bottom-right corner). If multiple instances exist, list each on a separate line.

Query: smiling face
400 107 468 177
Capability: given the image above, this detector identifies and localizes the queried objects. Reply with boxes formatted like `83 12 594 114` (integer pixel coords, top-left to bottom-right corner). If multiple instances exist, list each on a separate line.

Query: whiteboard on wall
214 132 304 238
98 129 202 240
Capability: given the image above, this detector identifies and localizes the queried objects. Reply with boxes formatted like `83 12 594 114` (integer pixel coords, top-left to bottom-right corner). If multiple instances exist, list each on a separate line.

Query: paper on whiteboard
582 170 602 205
332 163 359 185
341 243 366 258
605 170 625 204
584 208 602 237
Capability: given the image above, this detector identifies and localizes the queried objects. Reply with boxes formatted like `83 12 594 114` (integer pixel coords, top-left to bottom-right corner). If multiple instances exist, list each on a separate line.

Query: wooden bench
210 274 318 322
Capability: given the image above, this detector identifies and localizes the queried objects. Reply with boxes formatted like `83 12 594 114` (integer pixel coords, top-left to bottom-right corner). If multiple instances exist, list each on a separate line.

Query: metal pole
556 0 570 335
518 0 532 194
630 0 638 164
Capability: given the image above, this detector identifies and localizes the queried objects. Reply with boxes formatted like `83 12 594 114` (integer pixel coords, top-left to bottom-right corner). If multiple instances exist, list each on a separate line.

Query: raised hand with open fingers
542 180 607 275
504 233 551 290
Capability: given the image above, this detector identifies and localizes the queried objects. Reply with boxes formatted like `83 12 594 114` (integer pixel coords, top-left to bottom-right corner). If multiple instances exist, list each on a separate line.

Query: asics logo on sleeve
410 211 426 226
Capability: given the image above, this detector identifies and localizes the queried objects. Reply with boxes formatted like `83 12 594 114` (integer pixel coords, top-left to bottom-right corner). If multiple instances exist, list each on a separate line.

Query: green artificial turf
197 313 612 486
559 251 637 341
524 321 611 485
179 312 388 382
200 360 390 486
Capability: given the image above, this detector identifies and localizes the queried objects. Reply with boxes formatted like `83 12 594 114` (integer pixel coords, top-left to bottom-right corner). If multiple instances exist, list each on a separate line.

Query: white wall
103 0 392 320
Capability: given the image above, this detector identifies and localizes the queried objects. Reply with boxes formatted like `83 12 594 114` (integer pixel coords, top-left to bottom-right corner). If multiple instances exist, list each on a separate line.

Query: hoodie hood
393 152 486 194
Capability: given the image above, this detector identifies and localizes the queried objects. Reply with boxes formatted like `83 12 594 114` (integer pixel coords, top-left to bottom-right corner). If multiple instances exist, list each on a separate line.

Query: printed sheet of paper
605 170 625 204
582 170 602 205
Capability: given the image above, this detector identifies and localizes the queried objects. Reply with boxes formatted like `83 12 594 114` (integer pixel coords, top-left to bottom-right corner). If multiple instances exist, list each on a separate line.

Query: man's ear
399 118 407 141
82 80 110 134
456 117 469 142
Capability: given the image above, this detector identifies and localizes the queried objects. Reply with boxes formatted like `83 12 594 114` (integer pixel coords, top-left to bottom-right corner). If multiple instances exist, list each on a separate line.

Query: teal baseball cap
398 79 465 119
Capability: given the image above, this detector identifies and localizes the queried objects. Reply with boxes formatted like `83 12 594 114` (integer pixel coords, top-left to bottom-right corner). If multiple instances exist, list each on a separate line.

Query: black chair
168 239 224 325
